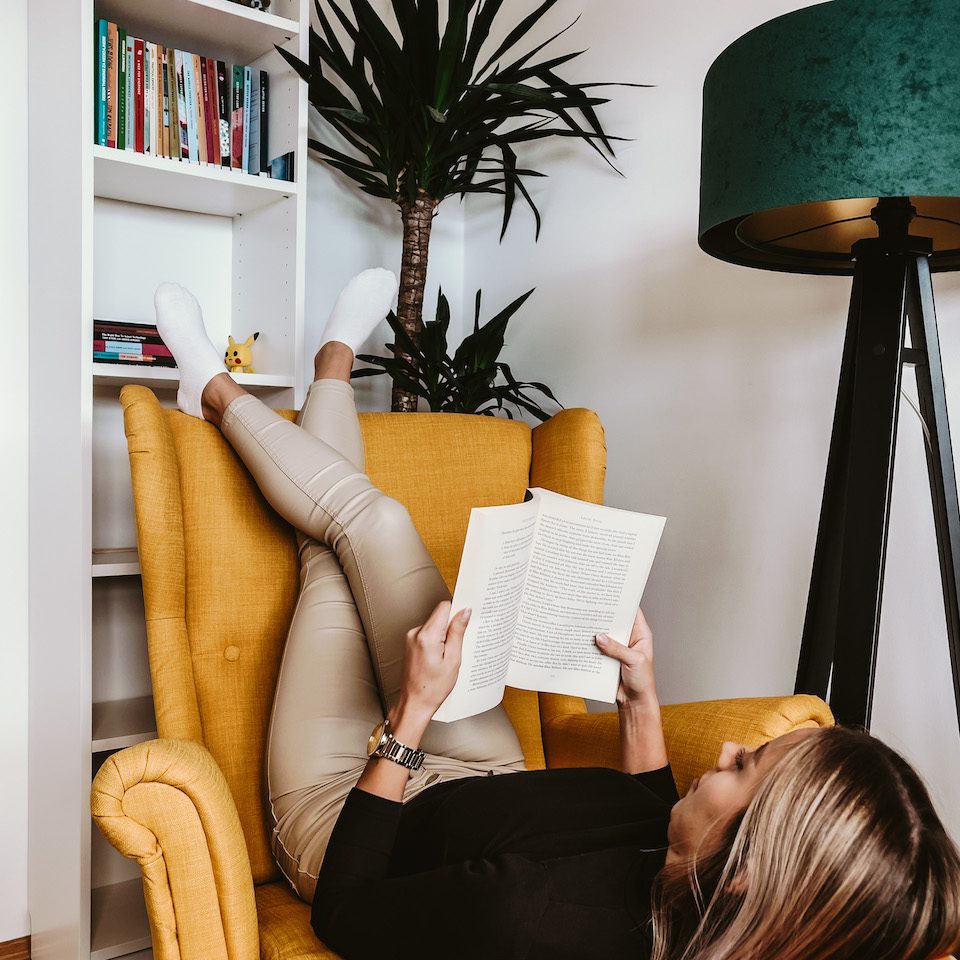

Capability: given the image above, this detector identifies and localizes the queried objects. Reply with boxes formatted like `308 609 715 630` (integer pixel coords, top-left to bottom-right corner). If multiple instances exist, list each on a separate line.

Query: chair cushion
256 881 340 960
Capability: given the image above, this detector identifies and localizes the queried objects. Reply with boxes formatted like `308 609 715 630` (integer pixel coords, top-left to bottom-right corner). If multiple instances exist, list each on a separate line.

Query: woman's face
666 728 817 864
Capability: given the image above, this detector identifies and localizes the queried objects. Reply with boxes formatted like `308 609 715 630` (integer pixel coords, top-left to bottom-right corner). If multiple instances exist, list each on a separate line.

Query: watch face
367 719 387 757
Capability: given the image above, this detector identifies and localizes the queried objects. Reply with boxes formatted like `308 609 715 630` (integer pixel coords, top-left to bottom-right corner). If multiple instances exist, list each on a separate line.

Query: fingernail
595 633 608 644
461 608 472 622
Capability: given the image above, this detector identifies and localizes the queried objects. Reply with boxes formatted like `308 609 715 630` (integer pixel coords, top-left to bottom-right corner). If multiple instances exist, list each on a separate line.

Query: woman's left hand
594 607 658 709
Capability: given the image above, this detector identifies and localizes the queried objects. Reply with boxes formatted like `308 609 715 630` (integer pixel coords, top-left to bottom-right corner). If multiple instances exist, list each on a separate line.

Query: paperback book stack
94 19 287 179
94 319 177 368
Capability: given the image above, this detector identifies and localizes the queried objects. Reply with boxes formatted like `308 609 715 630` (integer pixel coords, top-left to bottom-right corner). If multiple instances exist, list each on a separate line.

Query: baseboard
0 937 29 960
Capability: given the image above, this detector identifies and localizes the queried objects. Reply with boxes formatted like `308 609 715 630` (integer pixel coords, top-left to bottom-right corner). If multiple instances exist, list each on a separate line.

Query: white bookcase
28 1 309 958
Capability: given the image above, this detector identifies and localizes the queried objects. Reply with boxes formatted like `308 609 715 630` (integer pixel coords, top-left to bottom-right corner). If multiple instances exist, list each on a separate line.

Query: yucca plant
279 0 644 411
353 287 561 419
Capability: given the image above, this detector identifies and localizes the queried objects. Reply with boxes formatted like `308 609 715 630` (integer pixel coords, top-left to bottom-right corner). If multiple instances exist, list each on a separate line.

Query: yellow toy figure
225 332 260 373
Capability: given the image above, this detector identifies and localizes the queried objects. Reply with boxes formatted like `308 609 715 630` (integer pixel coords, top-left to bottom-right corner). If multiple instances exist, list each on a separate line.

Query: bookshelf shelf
94 146 296 217
92 696 156 752
92 548 141 578
93 363 295 390
90 878 152 960
94 0 299 64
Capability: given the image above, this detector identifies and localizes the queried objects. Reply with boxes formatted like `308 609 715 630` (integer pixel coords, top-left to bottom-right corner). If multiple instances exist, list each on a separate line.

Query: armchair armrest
91 738 259 960
540 694 834 794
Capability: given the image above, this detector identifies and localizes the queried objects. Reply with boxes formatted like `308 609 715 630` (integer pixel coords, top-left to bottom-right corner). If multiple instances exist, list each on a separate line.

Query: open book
434 488 666 723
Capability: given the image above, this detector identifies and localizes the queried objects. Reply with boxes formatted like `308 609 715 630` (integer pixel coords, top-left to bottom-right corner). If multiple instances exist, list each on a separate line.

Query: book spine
116 28 126 150
154 44 163 157
231 65 243 170
159 48 167 158
96 20 108 145
205 57 221 166
247 69 259 175
216 61 231 168
241 66 251 174
106 22 117 148
124 37 134 149
199 56 215 166
193 54 207 165
258 71 269 174
94 341 174 357
166 51 179 161
183 53 198 163
175 51 189 160
134 39 145 153
143 41 152 155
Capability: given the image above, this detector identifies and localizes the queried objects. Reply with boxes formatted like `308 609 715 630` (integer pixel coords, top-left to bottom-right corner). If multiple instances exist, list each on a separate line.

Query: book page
505 488 665 702
432 498 540 723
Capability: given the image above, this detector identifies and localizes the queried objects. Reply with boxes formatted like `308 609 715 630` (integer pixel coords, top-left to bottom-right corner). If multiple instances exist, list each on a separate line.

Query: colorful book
248 69 260 174
205 57 220 165
94 341 174 357
193 54 207 164
116 28 127 150
241 66 252 173
143 41 153 155
154 44 164 157
216 61 231 167
199 57 215 165
106 22 118 148
124 36 134 150
258 71 269 174
175 51 189 160
96 20 108 145
161 48 170 158
166 52 180 162
134 39 145 153
183 54 199 163
231 65 244 170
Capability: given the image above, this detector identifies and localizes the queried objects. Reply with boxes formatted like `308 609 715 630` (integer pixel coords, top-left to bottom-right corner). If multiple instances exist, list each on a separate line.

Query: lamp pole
795 197 960 731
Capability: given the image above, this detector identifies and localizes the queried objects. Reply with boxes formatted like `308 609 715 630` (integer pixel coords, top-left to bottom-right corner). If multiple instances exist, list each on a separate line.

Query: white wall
1 0 31 942
461 0 960 839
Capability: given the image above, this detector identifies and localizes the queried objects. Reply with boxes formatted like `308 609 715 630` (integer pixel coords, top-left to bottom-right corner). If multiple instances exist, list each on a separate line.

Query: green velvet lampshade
699 0 960 276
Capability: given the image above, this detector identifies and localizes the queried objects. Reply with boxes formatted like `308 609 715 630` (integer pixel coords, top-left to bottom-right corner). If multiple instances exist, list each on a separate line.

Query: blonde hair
650 726 960 960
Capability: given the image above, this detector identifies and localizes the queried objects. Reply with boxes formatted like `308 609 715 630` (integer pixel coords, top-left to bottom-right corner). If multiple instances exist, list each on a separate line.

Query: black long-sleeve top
311 764 680 959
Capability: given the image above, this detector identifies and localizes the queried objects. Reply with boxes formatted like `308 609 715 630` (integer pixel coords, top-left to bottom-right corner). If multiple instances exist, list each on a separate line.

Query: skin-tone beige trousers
219 381 527 904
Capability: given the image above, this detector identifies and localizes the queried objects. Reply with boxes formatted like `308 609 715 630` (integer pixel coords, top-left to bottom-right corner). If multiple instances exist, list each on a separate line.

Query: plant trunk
393 194 438 412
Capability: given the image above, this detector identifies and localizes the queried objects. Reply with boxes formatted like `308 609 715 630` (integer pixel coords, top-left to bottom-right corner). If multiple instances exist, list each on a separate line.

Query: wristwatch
366 717 425 770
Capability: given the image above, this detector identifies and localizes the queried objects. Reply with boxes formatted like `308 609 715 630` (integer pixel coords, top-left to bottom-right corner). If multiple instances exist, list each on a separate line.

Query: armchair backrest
119 385 606 884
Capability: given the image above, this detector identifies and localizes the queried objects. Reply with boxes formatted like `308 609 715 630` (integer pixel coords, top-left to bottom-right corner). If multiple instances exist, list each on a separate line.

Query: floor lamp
697 0 960 731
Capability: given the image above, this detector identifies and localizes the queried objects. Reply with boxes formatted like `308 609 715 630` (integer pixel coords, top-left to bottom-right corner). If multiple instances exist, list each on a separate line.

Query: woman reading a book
154 272 960 960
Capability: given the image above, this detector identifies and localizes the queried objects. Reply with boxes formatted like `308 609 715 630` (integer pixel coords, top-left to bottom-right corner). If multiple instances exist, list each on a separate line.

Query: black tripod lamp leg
906 255 960 733
796 266 864 699
827 252 910 727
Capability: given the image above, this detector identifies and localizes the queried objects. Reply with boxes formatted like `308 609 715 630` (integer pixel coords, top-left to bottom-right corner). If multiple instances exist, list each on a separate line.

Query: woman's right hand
398 600 471 718
594 607 658 709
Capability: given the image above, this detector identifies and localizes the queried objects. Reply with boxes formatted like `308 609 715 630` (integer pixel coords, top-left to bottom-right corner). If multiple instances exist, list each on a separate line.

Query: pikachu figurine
225 332 260 373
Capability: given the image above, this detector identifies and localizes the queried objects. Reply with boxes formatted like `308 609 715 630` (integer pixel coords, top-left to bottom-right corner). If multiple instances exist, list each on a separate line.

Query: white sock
321 268 398 353
154 282 226 420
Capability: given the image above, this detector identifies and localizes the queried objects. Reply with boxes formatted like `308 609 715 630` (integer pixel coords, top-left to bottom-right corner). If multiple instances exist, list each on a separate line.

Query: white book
183 54 199 163
433 488 666 723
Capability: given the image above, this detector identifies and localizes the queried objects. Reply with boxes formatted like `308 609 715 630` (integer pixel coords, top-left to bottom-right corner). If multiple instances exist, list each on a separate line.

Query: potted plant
280 0 643 411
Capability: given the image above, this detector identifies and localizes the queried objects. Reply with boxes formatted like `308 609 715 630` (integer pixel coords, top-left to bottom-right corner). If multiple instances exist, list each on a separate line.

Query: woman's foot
154 282 229 420
320 268 398 354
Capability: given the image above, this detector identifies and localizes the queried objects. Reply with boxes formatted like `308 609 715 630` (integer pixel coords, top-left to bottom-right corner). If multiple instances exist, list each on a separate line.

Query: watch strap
376 735 425 770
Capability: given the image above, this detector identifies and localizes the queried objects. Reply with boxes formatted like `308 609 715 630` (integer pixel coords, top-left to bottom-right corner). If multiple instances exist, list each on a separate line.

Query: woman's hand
594 607 658 709
398 600 471 718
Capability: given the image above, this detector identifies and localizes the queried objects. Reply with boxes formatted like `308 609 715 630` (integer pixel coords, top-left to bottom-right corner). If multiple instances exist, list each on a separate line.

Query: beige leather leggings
219 381 526 903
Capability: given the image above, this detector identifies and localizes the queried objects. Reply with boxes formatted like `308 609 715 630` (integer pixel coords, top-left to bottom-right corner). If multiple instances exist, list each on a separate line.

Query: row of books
94 20 289 179
94 319 176 368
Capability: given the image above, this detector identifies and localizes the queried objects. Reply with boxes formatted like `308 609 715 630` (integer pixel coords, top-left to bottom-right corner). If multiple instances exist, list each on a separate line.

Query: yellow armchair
91 386 833 960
